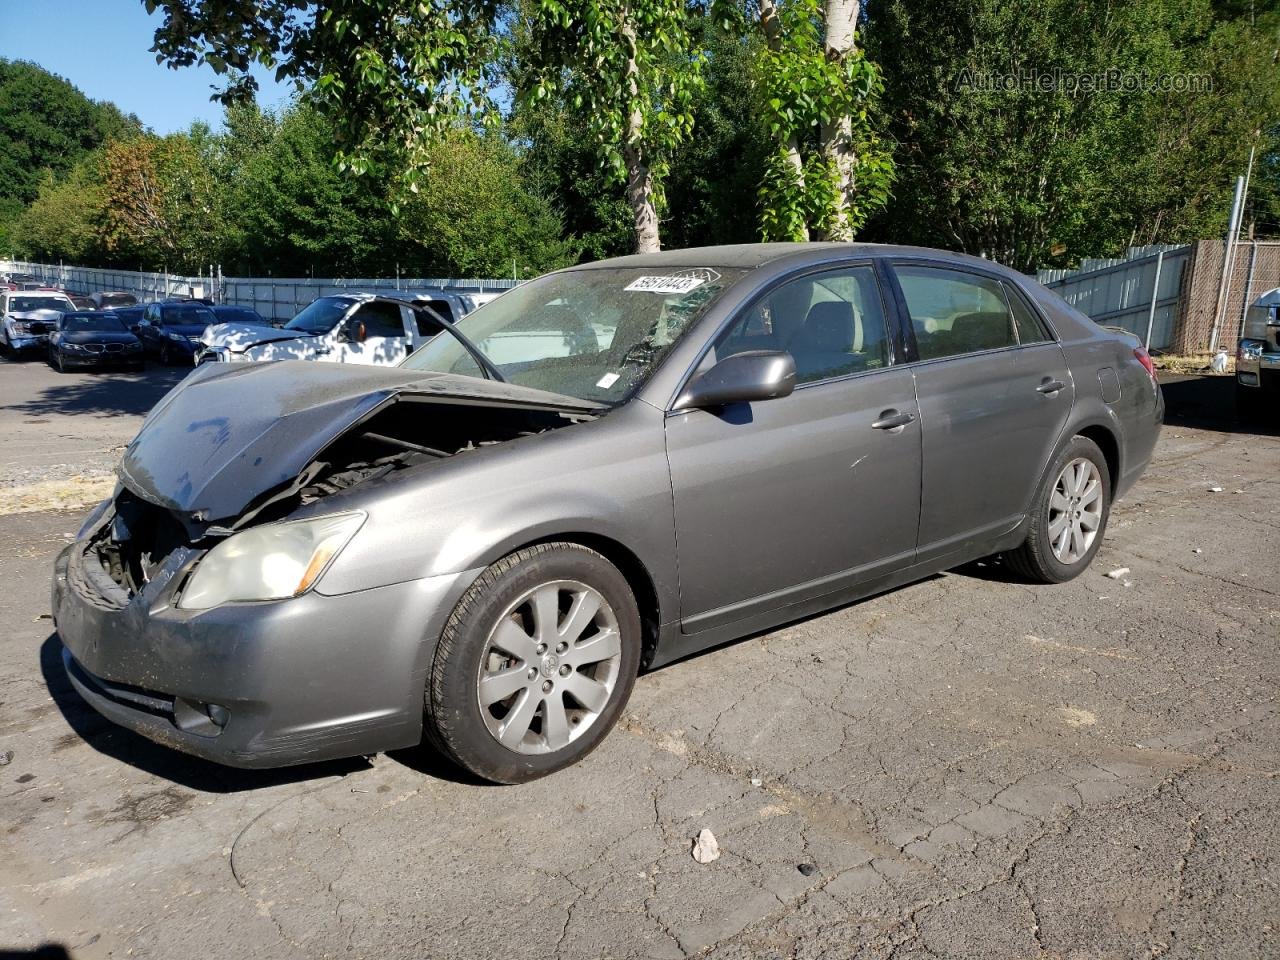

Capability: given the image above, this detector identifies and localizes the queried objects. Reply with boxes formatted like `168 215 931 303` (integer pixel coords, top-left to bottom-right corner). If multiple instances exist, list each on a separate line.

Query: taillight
1133 347 1156 379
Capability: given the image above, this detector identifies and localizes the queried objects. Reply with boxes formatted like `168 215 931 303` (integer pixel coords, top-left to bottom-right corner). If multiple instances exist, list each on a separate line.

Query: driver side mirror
675 350 796 410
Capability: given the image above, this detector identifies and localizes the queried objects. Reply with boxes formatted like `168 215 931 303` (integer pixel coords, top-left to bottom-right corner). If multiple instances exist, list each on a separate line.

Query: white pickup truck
196 289 500 366
1236 287 1280 420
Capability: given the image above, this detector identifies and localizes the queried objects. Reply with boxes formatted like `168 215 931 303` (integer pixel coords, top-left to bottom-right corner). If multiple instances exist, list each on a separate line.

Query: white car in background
196 290 495 366
1 288 76 358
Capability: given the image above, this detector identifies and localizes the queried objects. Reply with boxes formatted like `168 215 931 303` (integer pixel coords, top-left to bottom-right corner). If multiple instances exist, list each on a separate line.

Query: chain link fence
0 260 519 322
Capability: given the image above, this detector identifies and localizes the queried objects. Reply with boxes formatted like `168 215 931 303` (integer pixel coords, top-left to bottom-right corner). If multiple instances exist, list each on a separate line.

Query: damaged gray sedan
53 244 1162 783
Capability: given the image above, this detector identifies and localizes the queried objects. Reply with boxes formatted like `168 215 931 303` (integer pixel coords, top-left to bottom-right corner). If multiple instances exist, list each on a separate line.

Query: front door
889 262 1074 558
665 264 922 633
339 300 411 365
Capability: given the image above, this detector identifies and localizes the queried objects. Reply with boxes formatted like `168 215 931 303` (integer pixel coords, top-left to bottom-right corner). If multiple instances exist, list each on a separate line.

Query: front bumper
7 334 49 353
1236 350 1280 391
53 539 479 768
57 350 144 368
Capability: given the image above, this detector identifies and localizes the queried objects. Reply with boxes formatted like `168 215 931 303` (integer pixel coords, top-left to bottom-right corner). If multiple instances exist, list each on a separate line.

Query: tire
1004 435 1111 584
1236 384 1262 423
426 542 642 784
56 352 66 374
159 343 171 366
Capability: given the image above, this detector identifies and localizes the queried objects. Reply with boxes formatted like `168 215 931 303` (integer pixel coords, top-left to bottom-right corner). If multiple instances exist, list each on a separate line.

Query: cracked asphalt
0 372 1277 959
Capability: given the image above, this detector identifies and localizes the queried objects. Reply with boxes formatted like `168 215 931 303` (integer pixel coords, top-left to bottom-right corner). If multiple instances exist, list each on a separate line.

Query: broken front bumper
52 539 479 768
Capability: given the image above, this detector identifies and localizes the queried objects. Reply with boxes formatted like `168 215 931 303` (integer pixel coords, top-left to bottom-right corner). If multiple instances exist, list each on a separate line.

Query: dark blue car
137 300 219 365
47 312 145 372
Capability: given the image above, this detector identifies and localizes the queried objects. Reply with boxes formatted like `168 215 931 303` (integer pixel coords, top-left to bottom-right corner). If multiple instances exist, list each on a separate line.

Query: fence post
1143 251 1165 350
1240 240 1259 329
1209 175 1246 352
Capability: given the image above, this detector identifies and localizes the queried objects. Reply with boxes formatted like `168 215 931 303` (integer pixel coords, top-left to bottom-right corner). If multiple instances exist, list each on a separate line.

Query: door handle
872 410 916 432
1037 378 1066 395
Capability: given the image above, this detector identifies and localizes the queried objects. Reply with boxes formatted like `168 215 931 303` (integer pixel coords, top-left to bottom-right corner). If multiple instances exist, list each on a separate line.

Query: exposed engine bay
91 394 590 596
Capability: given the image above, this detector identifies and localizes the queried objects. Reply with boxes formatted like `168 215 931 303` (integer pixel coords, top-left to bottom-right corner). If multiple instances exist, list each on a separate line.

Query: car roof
571 242 1028 279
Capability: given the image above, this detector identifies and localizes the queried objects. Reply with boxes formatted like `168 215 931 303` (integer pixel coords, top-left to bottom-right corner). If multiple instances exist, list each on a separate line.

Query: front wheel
1004 435 1111 584
426 543 641 783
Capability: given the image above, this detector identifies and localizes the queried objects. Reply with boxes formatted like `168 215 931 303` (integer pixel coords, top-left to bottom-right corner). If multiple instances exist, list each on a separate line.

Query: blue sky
0 0 293 133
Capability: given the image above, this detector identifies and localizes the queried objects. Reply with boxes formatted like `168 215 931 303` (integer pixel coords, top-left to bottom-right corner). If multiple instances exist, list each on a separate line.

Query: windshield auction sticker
624 275 708 295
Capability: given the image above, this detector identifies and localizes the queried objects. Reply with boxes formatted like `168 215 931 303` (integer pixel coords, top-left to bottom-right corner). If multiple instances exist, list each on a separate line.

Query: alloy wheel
1048 457 1103 564
476 579 622 755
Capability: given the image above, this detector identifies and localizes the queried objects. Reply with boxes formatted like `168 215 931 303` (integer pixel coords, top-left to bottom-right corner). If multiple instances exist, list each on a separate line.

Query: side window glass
895 265 1018 360
1003 284 1051 344
715 265 891 385
352 301 407 338
415 300 453 336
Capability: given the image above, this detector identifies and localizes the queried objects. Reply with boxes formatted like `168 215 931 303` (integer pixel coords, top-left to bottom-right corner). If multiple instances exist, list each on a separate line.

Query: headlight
124 341 143 351
63 342 88 353
11 321 28 335
1238 340 1264 361
167 332 187 342
177 512 364 610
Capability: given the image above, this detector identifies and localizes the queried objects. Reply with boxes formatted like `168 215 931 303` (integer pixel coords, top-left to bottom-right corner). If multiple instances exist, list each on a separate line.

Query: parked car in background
1236 287 1280 419
47 311 144 373
104 306 144 335
209 304 268 327
196 292 447 365
137 300 219 364
55 243 1162 783
1 288 76 357
69 294 96 311
90 291 138 310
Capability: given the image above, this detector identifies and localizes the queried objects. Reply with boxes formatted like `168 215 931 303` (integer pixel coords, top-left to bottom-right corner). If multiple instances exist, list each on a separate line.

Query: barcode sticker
624 275 707 295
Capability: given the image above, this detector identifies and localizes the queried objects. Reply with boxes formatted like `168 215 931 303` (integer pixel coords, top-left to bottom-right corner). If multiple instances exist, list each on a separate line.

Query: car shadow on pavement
0 946 73 960
1 364 188 418
1159 373 1280 437
39 634 372 793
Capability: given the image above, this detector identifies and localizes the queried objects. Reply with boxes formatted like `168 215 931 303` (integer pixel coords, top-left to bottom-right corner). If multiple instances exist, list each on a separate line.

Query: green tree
12 160 108 263
397 130 580 276
866 0 1280 269
146 0 706 253
715 0 894 241
101 132 224 272
228 105 396 276
520 0 704 251
0 59 140 210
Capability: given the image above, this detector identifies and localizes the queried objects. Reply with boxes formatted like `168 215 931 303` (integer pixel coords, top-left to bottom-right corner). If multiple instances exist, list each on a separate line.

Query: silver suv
1237 288 1280 418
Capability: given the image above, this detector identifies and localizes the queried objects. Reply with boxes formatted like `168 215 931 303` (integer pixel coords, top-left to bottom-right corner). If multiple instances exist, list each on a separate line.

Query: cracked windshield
402 267 743 404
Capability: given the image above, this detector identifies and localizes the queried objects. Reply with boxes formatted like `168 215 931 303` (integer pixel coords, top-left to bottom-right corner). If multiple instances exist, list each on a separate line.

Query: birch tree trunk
819 0 860 241
621 18 661 254
759 0 808 241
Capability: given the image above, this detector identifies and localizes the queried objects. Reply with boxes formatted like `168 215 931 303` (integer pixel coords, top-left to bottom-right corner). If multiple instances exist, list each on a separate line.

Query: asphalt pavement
0 368 1277 959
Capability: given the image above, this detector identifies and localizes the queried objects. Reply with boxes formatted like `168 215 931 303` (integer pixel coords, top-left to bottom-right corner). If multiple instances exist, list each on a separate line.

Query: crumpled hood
118 360 599 523
7 309 64 327
201 320 310 351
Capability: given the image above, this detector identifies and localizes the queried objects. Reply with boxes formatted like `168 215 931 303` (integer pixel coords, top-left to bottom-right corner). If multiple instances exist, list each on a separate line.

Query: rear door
666 262 922 632
886 262 1073 561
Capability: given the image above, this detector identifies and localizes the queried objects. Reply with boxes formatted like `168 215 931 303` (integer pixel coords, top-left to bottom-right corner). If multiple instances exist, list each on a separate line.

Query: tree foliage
146 0 501 195
866 0 1280 270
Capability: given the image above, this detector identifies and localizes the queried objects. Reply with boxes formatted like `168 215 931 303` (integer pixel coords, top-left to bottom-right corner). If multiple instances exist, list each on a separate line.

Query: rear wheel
1004 435 1111 584
426 543 641 783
